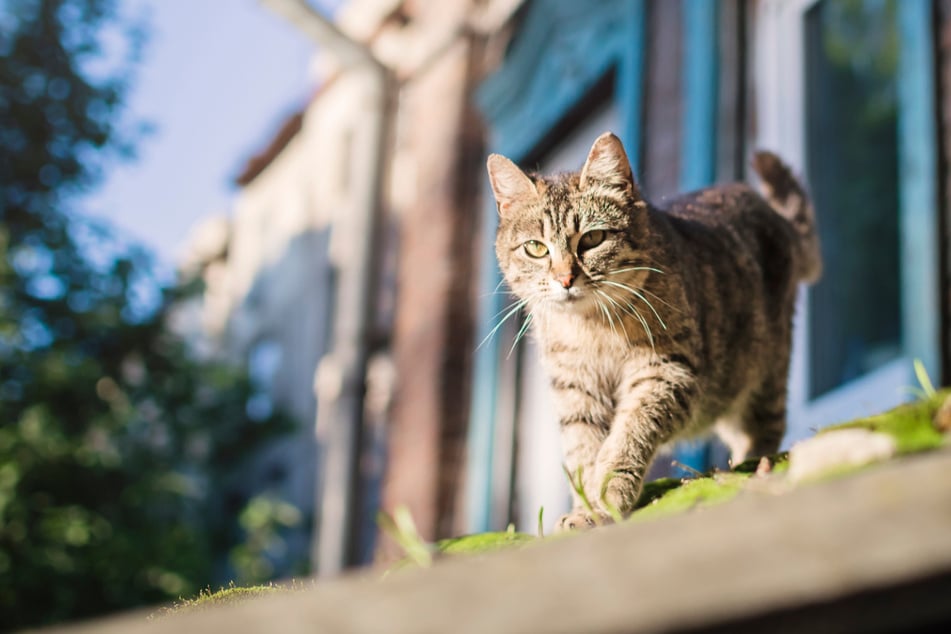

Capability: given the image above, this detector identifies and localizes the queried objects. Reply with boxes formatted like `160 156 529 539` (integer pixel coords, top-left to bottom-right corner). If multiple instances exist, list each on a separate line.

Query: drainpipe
260 0 391 576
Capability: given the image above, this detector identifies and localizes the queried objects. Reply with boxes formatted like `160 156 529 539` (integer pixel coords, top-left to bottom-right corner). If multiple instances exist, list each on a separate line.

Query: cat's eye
523 240 549 258
579 230 607 251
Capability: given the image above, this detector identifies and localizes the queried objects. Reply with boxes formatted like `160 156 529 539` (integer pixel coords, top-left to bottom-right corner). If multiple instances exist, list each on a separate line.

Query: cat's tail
751 151 822 284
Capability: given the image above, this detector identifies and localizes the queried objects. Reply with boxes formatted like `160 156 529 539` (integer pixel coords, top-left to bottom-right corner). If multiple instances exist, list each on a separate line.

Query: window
805 0 902 397
756 0 940 441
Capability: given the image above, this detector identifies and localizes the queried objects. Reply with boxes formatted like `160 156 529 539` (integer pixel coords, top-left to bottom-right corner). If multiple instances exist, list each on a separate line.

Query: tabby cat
486 132 820 530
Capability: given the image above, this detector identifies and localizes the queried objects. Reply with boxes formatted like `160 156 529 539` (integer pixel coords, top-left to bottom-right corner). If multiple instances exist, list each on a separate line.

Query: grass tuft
562 465 597 521
378 505 433 568
913 359 938 399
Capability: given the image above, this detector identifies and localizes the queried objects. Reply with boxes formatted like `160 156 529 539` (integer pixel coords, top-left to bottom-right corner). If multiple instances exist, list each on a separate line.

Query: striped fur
487 132 821 530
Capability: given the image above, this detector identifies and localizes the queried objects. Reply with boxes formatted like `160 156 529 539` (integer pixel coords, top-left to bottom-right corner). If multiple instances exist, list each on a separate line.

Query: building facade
185 0 951 573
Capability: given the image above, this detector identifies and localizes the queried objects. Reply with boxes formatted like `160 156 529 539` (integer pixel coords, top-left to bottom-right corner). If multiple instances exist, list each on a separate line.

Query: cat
486 132 821 530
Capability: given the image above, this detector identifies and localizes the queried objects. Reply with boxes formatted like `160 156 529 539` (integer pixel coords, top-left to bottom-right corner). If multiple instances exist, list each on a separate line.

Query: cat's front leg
557 416 611 530
549 376 613 532
592 360 697 520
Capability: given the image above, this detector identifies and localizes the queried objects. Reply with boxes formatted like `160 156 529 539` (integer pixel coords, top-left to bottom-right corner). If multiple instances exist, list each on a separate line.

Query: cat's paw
556 509 614 532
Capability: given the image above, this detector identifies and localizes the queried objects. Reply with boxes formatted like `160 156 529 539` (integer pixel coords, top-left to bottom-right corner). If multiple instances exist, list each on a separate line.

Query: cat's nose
556 273 574 289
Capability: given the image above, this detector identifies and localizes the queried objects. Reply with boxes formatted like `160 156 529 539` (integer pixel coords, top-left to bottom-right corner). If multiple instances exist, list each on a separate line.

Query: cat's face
488 133 650 317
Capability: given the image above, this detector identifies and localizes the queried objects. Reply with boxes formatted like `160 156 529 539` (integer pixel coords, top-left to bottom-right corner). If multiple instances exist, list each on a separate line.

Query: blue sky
81 0 329 274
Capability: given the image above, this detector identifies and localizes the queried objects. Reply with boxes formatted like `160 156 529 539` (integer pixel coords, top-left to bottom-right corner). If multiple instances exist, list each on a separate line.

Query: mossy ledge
163 391 950 611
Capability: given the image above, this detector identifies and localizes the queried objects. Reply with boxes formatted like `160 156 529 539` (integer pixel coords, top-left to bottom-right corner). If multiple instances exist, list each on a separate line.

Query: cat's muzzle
547 280 585 305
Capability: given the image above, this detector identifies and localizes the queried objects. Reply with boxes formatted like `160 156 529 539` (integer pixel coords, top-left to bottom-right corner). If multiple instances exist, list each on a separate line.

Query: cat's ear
580 132 637 196
487 153 537 216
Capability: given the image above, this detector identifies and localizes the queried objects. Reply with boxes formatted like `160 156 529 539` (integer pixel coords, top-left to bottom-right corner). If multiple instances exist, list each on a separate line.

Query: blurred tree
0 0 298 629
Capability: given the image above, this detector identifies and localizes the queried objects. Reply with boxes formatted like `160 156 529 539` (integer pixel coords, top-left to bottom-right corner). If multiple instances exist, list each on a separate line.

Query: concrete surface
42 448 951 633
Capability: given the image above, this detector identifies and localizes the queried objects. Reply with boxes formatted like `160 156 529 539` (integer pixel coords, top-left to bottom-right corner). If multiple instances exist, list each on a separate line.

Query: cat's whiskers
487 296 525 321
592 290 621 339
604 264 682 314
508 312 534 358
594 289 636 345
480 289 515 299
605 266 664 276
479 277 515 299
477 297 530 350
597 286 655 352
638 286 683 314
599 279 668 331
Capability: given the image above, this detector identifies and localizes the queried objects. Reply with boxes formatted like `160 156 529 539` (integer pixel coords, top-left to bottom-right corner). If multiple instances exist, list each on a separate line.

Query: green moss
150 581 309 619
383 530 537 576
629 472 752 522
824 390 949 454
627 453 793 521
633 477 683 509
731 452 789 473
436 531 535 555
624 392 949 523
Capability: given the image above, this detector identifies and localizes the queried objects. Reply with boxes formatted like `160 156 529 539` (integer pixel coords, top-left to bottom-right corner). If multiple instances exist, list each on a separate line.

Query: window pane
805 0 902 398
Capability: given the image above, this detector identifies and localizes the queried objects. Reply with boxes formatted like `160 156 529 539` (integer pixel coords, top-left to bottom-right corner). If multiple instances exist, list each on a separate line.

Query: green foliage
230 495 304 583
0 1 298 629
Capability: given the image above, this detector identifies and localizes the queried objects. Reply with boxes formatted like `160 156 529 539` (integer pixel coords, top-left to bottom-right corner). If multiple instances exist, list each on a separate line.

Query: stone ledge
46 447 951 633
